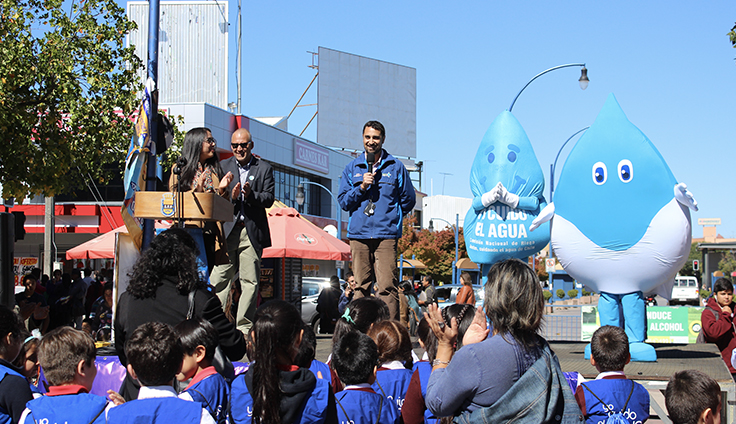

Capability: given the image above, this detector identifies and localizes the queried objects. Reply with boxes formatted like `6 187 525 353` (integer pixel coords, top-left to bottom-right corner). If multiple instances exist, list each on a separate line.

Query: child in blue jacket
367 320 413 413
574 325 650 424
19 327 110 424
333 330 400 424
175 318 229 423
107 322 215 424
0 306 34 424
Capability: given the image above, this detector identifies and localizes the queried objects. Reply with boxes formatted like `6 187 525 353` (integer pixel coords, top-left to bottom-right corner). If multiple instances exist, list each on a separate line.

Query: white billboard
127 1 228 109
317 47 416 160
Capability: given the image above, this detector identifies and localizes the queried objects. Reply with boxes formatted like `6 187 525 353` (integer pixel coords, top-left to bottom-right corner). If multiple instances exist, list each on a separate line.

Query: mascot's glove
481 182 503 208
674 183 698 212
529 203 555 231
498 185 519 208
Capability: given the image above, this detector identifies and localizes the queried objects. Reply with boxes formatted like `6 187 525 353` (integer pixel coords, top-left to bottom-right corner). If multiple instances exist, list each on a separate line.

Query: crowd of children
0 262 730 423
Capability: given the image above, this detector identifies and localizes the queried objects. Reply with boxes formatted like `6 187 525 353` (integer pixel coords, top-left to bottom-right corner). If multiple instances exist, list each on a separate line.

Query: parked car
301 277 342 333
433 284 485 310
670 276 700 306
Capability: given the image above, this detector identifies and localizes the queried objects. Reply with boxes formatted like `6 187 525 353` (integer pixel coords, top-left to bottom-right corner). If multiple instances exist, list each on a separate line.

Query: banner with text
582 305 703 344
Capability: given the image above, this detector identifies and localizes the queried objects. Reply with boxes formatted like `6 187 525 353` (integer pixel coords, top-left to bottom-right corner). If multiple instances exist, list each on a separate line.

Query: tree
0 0 143 199
398 214 466 284
729 23 736 47
718 251 736 278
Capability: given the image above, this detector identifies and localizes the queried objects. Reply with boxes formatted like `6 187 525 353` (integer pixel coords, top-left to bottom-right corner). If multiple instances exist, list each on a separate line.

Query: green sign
581 306 703 343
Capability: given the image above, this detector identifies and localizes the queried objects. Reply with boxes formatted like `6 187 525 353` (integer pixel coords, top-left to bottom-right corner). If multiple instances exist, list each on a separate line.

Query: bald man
210 128 274 337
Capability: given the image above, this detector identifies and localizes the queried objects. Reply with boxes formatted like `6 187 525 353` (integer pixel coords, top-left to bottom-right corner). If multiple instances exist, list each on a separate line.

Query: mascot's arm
674 183 698 211
529 203 555 231
472 182 503 212
497 184 539 210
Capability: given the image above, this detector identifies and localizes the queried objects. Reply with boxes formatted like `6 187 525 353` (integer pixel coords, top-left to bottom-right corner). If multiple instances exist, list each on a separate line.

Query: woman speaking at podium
169 127 234 272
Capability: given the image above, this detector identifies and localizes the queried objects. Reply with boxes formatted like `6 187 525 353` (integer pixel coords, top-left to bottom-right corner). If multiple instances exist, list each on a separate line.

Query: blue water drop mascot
464 111 550 279
530 94 697 361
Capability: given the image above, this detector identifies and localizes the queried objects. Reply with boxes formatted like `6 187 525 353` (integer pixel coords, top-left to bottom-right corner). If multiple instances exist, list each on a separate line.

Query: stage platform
551 341 735 424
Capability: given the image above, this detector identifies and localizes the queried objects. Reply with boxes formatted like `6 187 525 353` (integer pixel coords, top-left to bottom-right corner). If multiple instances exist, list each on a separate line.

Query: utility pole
43 196 55 277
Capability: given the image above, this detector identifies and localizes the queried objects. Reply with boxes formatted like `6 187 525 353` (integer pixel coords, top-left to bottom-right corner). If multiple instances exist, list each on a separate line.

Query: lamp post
428 214 459 285
295 182 342 277
509 63 589 112
549 127 589 201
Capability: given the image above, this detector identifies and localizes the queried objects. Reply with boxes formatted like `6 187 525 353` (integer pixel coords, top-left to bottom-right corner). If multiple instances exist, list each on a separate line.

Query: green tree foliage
556 289 565 299
567 289 578 298
398 214 466 284
0 0 143 199
729 23 736 47
542 290 552 301
718 251 736 278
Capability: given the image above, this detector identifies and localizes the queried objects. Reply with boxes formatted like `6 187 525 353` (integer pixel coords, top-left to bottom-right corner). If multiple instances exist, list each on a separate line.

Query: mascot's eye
487 152 495 164
592 161 607 185
618 159 633 183
507 151 517 162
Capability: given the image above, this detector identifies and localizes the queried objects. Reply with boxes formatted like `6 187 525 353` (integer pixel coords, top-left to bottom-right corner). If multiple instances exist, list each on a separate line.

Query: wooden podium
133 191 233 222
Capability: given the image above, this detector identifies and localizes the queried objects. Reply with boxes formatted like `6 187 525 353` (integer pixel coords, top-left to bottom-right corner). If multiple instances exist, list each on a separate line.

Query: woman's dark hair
332 297 390 346
366 320 413 369
399 281 416 297
251 300 303 424
329 275 341 290
175 317 218 362
0 306 25 359
177 127 222 191
442 303 476 349
126 228 204 299
713 277 733 294
460 271 473 286
484 258 544 350
417 317 437 362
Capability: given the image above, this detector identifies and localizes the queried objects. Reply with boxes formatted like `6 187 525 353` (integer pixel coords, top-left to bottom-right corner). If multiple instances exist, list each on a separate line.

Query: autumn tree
398 214 467 284
0 0 143 199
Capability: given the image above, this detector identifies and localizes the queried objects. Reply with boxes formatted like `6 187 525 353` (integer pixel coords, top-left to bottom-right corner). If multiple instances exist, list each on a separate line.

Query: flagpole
141 0 160 250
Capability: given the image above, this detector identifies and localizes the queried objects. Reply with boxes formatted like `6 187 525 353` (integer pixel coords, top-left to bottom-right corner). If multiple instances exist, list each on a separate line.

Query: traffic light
11 211 25 241
693 260 699 272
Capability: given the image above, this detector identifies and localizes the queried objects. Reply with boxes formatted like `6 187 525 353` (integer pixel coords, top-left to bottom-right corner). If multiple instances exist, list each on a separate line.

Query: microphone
364 151 376 217
173 156 188 175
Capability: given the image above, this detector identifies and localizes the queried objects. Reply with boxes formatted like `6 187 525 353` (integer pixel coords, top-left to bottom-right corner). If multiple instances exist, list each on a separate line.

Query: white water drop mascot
464 111 550 277
530 94 697 361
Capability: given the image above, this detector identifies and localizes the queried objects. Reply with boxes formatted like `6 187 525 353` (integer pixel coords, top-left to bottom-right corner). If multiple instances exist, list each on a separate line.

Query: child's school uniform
371 361 413 413
401 361 437 424
0 360 34 424
309 359 332 383
574 371 650 424
229 365 333 424
335 384 400 424
19 384 110 424
178 366 228 423
107 385 215 424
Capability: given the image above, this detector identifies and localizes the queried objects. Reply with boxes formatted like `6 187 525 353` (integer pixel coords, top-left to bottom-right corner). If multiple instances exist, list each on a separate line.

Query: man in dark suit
210 127 274 336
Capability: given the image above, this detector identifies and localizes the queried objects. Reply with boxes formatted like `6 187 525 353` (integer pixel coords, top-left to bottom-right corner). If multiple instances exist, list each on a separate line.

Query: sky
151 1 736 238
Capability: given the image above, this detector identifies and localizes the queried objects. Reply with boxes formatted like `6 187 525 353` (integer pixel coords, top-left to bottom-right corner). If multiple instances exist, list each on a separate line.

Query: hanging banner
13 257 39 286
582 305 703 344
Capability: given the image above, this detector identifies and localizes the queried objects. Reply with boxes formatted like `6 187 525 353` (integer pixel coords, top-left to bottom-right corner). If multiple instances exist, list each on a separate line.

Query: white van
670 276 700 306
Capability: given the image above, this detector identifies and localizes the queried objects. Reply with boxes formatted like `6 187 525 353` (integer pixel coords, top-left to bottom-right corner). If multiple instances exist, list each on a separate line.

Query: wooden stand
133 191 233 222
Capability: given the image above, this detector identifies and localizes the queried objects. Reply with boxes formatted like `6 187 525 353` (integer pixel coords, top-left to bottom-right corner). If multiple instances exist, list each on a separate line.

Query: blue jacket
23 393 109 424
0 363 32 424
182 370 229 423
372 368 413 413
107 397 202 424
229 368 331 424
309 360 332 384
338 151 416 239
335 389 400 424
415 362 437 424
454 342 583 424
575 377 649 424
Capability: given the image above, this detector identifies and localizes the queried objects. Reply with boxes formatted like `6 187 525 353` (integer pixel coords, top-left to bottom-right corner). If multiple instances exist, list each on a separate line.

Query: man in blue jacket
338 121 416 320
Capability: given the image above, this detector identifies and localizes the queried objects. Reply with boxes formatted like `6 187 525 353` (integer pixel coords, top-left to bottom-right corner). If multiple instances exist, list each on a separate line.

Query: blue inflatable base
584 342 657 362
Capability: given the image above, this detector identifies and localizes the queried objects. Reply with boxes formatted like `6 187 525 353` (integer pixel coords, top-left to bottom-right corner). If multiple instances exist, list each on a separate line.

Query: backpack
696 306 719 344
581 381 634 424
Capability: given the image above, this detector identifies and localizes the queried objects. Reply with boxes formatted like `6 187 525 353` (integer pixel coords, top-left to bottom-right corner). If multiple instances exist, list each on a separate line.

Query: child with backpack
574 325 649 423
175 318 229 423
701 277 736 381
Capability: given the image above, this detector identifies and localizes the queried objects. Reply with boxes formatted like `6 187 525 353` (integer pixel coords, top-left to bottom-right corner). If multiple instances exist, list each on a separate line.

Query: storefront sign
13 257 39 286
293 139 329 174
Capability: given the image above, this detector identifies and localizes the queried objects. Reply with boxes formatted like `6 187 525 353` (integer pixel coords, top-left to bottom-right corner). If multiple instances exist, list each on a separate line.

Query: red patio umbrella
66 222 170 260
263 207 350 261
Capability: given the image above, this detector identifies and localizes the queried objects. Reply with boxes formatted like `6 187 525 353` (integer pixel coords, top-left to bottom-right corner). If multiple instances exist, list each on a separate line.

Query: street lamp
296 181 343 277
549 127 589 201
509 63 589 112
428 214 459 285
